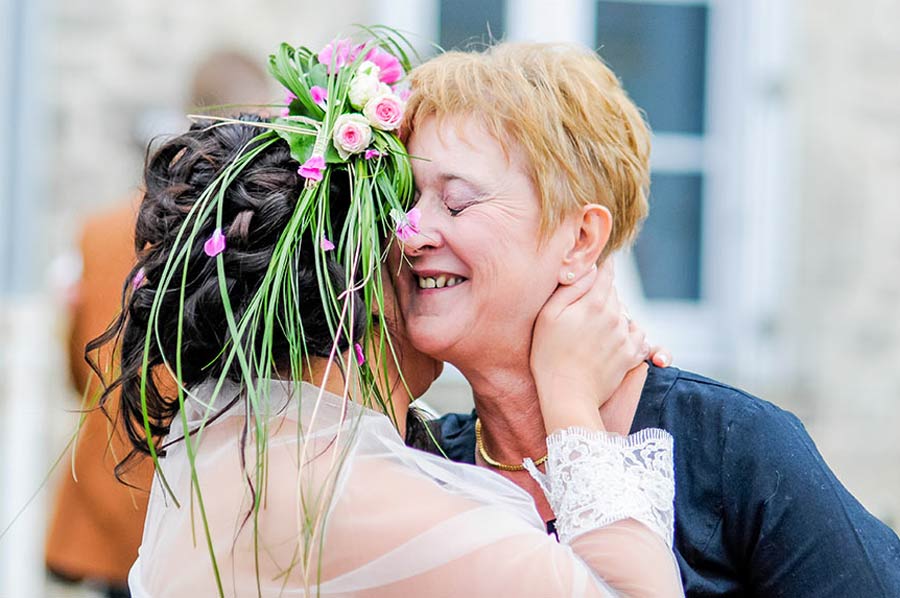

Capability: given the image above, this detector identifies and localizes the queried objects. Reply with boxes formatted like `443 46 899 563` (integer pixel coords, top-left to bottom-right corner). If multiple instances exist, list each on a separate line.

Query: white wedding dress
129 380 681 597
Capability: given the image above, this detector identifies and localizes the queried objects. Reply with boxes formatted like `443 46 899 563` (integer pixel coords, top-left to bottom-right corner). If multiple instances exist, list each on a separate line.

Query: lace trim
524 427 675 546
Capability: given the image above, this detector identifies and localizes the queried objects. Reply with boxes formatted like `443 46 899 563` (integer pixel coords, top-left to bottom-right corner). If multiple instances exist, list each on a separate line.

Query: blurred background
1 0 898 595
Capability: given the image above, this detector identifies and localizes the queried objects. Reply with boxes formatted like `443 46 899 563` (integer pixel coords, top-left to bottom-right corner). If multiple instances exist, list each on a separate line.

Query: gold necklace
475 418 548 472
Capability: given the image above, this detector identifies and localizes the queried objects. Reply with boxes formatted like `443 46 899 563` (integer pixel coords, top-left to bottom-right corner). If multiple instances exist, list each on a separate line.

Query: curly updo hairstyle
89 114 364 472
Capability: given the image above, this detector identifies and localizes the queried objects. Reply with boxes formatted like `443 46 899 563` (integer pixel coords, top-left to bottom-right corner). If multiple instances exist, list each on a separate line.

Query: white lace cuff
524 427 675 546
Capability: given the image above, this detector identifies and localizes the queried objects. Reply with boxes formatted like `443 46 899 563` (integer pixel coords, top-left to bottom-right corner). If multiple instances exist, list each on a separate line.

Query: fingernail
657 354 669 367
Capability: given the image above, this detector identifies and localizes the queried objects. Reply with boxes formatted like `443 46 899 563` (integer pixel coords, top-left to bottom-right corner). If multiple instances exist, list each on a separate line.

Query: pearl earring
566 272 575 282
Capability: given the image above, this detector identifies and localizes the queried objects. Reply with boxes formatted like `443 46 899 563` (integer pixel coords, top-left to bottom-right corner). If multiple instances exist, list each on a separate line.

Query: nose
400 200 443 258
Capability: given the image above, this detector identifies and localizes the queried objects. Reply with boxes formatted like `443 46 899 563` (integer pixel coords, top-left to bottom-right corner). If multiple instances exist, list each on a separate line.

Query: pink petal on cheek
405 207 421 229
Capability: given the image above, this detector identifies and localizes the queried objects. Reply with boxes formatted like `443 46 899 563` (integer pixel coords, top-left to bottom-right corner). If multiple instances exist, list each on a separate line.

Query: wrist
541 403 605 435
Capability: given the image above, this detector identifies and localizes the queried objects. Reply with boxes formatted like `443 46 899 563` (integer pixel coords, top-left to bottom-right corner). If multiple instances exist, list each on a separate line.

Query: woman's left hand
530 261 668 432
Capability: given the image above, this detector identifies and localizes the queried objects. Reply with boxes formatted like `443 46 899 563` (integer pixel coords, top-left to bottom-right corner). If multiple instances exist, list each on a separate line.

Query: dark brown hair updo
89 114 364 471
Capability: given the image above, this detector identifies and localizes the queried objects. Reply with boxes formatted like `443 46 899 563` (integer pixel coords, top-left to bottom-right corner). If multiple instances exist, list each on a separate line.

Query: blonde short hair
405 42 651 252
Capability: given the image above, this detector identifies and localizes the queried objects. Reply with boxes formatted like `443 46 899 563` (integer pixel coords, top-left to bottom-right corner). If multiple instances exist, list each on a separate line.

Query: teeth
417 275 465 289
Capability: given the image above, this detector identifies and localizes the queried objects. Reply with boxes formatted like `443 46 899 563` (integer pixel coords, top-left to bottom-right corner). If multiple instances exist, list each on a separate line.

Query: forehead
407 114 529 187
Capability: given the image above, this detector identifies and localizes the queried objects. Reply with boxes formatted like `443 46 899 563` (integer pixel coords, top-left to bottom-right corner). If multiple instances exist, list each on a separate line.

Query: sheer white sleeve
524 427 675 546
128 382 683 598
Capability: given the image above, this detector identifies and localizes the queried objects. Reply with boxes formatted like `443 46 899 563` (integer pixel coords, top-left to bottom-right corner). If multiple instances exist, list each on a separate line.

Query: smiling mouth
416 275 467 289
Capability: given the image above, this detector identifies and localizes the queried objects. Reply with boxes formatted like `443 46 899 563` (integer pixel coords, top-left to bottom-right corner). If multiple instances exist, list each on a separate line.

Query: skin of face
390 115 576 374
373 264 445 402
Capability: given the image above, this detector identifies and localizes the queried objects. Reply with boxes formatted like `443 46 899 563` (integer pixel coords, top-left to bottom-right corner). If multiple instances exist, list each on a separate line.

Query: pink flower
390 207 421 242
354 343 366 365
318 38 355 73
309 86 327 106
320 236 335 251
332 113 372 160
282 90 297 116
393 86 411 102
132 267 146 289
363 93 404 131
203 228 226 258
298 155 325 182
364 149 382 160
364 47 404 84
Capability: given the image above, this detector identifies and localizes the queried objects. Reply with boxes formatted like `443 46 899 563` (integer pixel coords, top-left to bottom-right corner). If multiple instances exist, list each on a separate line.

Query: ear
558 204 612 285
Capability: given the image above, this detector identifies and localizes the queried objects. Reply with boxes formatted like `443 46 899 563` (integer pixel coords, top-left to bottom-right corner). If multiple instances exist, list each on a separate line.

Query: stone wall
785 0 900 526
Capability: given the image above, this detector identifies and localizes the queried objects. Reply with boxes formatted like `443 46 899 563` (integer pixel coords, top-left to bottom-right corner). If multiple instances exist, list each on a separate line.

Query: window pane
633 174 703 300
439 0 506 51
595 1 708 134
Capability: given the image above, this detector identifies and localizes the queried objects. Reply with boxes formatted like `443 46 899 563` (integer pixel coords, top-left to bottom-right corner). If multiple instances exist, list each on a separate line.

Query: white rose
348 74 390 110
357 60 381 79
332 113 373 160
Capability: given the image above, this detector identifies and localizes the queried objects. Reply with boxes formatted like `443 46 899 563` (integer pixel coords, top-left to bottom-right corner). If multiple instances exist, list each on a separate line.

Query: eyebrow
438 172 490 195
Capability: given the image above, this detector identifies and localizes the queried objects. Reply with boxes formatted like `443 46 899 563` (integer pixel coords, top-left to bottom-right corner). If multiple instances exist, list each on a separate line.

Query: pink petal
310 86 327 105
365 48 404 84
132 267 145 289
203 228 226 257
364 149 382 160
298 155 325 182
318 38 353 73
354 343 366 365
285 90 297 104
393 87 411 102
320 236 335 251
405 207 421 229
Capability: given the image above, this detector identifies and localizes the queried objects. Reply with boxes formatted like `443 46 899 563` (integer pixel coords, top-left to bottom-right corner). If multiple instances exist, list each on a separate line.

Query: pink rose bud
298 155 325 182
364 149 383 160
354 343 366 365
203 228 226 258
363 93 404 131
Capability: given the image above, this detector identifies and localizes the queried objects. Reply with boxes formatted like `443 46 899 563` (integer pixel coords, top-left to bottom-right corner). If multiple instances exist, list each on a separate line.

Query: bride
94 33 682 597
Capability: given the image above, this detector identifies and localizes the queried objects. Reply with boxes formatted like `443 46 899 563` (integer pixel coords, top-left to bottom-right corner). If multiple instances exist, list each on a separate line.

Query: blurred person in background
44 50 271 598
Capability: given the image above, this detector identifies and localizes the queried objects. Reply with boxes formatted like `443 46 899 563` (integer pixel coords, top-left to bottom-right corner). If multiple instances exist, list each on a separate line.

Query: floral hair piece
137 27 422 593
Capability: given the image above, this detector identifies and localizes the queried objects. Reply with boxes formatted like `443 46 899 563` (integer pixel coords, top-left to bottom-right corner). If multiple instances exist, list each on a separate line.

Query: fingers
650 345 672 368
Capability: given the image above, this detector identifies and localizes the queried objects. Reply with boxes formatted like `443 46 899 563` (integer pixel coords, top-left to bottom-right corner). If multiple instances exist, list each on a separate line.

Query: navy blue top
431 364 900 597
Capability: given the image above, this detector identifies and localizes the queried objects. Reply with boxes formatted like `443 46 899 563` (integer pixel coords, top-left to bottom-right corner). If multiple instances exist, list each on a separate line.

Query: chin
406 317 459 363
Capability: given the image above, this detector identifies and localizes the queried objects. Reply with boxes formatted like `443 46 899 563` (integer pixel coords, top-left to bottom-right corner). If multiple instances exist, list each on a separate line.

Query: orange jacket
45 198 154 585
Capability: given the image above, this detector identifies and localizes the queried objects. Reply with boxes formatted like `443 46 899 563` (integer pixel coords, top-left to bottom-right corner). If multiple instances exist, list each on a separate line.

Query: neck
463 359 548 464
305 354 409 436
469 361 650 461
